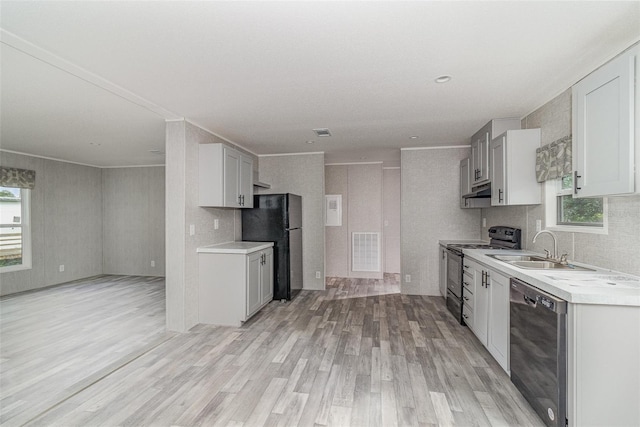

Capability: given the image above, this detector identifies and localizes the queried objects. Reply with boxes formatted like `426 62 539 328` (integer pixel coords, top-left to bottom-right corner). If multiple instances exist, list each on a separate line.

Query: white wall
0 152 168 296
400 147 481 295
258 153 325 290
102 166 165 276
383 168 401 274
165 120 253 332
0 152 103 295
481 88 640 276
325 163 384 279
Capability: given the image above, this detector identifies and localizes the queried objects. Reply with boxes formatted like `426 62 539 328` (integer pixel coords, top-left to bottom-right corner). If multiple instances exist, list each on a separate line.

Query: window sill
546 224 608 235
0 263 32 274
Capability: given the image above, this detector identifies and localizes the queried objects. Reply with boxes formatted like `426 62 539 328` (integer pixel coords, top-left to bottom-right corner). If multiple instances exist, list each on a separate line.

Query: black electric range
444 226 522 324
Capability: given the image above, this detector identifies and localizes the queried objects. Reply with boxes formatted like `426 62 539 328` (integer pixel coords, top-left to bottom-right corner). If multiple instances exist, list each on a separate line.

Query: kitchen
1 2 640 426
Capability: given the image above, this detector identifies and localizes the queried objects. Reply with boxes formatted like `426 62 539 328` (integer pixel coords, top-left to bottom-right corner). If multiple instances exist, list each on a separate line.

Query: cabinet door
573 46 636 197
223 148 241 207
439 247 447 297
247 252 262 317
477 132 491 183
487 270 509 372
460 158 472 199
473 267 489 346
471 131 491 185
240 155 254 208
490 136 506 206
261 249 274 305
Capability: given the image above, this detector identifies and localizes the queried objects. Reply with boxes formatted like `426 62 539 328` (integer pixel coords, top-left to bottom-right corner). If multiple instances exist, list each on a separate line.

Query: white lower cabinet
198 244 273 327
467 258 510 373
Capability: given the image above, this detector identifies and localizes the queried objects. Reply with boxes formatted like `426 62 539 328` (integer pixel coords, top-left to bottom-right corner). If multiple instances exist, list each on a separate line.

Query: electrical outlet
151 260 155 267
536 219 542 232
315 271 321 279
214 219 219 230
59 264 64 272
405 274 411 283
189 224 195 236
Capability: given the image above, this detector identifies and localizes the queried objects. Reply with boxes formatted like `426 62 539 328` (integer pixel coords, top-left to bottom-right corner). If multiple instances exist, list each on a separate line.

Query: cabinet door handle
481 271 486 287
463 265 469 269
238 195 243 205
485 271 490 286
463 296 470 301
574 171 582 194
463 281 470 286
498 189 503 203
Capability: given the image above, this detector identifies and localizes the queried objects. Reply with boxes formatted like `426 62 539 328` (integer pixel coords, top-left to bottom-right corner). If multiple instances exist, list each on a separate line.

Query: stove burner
448 243 497 249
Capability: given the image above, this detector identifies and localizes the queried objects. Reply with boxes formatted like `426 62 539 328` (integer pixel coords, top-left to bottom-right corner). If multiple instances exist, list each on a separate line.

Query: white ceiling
1 1 639 167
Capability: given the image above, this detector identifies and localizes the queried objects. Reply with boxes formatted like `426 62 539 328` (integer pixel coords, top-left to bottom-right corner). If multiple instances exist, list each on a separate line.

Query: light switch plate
214 219 219 230
536 219 542 232
189 224 195 236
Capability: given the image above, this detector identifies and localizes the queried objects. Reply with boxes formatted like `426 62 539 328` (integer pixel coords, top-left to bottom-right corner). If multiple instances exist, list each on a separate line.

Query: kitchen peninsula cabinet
572 43 639 197
197 242 273 326
199 143 254 208
469 118 521 189
490 129 541 206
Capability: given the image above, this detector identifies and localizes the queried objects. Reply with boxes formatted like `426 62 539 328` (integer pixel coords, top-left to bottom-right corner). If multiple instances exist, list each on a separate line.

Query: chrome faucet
533 230 558 260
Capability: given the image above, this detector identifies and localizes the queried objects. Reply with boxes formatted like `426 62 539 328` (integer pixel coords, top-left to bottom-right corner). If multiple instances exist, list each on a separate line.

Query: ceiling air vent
313 128 332 137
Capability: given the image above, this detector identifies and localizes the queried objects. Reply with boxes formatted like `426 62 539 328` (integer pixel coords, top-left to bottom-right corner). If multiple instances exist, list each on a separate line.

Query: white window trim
544 180 608 235
0 189 32 273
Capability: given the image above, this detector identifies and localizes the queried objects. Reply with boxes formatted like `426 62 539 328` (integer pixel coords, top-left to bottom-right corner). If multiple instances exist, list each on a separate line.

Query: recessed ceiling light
313 128 332 137
435 75 452 84
409 136 419 139
306 140 315 144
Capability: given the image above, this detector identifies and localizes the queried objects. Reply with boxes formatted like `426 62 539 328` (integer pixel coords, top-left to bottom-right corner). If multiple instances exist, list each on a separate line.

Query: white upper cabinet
470 118 521 189
460 158 474 197
572 44 639 198
490 129 541 206
460 158 490 209
199 143 254 208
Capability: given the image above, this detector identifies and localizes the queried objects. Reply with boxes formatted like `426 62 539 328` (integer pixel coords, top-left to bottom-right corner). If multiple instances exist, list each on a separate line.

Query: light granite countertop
462 249 640 307
197 241 274 255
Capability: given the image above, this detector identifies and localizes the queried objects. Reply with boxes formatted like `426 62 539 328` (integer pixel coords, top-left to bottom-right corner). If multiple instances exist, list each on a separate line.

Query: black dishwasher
510 278 567 427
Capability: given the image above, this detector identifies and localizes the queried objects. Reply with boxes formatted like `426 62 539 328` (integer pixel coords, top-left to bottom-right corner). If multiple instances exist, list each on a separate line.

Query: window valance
535 135 572 183
0 167 36 189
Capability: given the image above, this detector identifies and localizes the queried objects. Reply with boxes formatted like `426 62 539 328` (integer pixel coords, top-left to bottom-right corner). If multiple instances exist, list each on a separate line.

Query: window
0 186 31 272
545 175 607 234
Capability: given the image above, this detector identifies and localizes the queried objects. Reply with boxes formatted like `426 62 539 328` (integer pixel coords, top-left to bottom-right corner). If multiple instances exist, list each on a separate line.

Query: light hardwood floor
15 274 543 427
0 275 169 426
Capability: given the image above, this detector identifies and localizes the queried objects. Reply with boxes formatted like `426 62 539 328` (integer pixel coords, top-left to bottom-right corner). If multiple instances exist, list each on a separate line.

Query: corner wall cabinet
572 44 639 198
490 129 541 206
470 118 521 189
198 242 273 327
199 143 254 208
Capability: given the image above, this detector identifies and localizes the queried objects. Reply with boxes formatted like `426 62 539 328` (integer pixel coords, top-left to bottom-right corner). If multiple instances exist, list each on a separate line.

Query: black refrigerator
241 193 303 301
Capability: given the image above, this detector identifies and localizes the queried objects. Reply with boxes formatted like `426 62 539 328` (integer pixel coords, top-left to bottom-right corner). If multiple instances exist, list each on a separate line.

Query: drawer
462 304 473 329
462 290 474 309
462 277 473 295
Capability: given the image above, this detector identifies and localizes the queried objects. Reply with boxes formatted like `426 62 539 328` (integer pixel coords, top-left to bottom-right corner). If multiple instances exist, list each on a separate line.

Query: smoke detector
313 128 332 137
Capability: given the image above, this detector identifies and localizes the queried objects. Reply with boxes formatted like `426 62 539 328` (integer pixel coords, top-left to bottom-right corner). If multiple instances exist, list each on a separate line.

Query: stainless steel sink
488 254 594 271
511 261 593 270
487 254 548 262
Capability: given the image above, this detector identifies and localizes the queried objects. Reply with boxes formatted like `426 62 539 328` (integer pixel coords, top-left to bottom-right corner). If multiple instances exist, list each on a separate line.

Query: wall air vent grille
313 128 332 137
352 232 381 272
